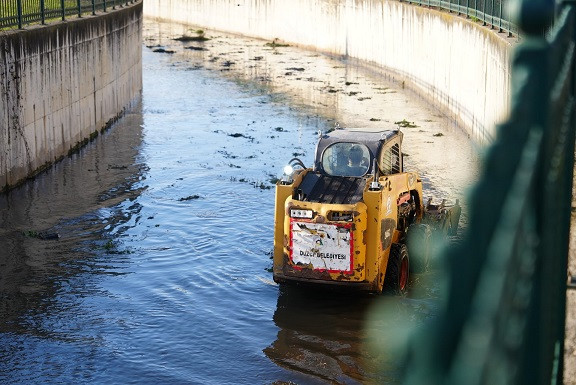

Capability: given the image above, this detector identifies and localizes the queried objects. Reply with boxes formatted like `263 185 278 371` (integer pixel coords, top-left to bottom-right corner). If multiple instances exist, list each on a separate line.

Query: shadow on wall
0 1 143 192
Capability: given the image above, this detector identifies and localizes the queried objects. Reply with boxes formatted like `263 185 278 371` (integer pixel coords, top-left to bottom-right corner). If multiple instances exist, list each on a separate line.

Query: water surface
0 21 478 384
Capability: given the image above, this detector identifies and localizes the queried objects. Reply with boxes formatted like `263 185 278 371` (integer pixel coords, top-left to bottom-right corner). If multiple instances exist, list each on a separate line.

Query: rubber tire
407 224 432 273
383 243 410 295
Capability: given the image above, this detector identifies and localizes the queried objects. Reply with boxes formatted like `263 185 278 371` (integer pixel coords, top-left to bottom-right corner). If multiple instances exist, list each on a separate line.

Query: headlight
280 158 307 185
290 209 314 219
281 165 295 184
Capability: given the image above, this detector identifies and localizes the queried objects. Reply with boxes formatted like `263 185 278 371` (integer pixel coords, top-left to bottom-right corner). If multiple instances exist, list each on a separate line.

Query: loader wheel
383 243 409 295
407 224 431 273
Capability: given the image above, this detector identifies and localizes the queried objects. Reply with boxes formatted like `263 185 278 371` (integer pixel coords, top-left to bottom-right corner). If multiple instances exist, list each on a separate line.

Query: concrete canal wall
144 0 512 144
0 2 142 192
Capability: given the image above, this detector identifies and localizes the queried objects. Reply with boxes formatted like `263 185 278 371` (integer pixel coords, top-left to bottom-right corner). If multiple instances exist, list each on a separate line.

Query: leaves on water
265 38 290 48
228 132 254 140
179 195 201 201
230 176 273 190
152 47 175 54
22 230 60 240
102 239 133 254
185 46 208 51
174 30 210 42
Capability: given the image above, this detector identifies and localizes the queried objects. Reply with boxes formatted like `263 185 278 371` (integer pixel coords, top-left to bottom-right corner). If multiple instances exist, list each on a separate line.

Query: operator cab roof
314 129 402 176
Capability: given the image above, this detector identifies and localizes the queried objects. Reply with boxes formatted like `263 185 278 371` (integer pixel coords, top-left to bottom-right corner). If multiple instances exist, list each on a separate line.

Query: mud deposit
0 20 478 384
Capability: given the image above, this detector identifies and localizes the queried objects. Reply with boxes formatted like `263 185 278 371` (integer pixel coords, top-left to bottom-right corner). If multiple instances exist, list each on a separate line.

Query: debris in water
153 47 176 54
228 132 254 140
395 119 419 128
265 38 290 48
174 29 210 42
23 230 60 240
186 46 208 51
179 195 201 201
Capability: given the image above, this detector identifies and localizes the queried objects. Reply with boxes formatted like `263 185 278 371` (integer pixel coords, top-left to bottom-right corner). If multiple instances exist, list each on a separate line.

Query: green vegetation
174 29 210 42
394 119 419 128
265 38 290 48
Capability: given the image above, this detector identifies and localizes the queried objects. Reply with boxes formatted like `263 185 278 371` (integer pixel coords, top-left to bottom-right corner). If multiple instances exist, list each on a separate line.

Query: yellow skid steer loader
273 129 460 294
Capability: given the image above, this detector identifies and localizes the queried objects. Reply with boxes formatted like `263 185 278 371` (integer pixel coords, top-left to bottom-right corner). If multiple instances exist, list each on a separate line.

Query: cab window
380 143 401 175
322 142 370 177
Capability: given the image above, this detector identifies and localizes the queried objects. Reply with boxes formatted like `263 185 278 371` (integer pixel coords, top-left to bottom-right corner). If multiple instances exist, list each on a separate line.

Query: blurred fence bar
402 0 575 383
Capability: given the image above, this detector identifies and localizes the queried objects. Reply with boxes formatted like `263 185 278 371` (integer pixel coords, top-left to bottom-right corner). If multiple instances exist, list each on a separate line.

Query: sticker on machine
290 221 353 273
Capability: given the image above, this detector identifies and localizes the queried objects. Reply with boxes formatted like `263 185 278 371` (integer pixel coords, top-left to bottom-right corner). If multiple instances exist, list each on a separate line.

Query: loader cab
314 129 403 177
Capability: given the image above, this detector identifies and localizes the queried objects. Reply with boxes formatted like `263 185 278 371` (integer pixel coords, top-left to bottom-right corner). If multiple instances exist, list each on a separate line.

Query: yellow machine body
273 129 426 293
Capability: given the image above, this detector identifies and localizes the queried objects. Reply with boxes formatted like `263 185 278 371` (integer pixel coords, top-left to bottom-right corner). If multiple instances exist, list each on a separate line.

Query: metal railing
400 0 575 383
401 0 518 36
0 0 138 30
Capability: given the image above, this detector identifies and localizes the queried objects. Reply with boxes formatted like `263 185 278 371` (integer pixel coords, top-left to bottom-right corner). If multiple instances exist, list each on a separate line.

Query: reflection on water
266 286 373 384
0 20 477 385
0 106 146 333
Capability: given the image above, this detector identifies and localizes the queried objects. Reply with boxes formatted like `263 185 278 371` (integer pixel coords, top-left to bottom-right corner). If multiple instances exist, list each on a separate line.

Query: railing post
499 0 504 32
61 0 65 21
491 0 495 28
16 0 22 29
92 0 96 15
77 0 82 17
41 0 46 25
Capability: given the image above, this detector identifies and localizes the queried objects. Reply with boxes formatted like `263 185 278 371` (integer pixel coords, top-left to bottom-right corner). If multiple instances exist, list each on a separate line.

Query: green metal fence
400 0 575 383
401 0 518 36
0 0 137 29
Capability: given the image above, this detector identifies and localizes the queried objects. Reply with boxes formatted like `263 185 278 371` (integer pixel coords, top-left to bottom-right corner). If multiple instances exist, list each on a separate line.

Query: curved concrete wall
0 2 143 192
145 0 511 144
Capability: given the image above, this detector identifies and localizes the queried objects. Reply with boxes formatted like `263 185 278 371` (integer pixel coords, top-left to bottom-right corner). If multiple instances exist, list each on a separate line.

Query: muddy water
0 20 478 384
